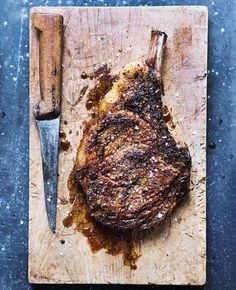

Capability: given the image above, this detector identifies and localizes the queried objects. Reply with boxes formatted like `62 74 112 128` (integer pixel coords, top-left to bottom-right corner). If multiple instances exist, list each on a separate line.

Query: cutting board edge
29 6 207 285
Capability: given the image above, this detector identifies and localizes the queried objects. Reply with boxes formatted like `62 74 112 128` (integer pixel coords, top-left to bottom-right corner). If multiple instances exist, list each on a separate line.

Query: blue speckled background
0 0 235 289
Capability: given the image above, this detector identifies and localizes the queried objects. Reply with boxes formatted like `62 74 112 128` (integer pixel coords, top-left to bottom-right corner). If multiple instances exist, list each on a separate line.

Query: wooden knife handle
33 13 63 120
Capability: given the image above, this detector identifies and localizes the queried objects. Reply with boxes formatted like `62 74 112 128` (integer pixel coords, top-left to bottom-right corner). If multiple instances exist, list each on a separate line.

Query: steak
73 30 191 231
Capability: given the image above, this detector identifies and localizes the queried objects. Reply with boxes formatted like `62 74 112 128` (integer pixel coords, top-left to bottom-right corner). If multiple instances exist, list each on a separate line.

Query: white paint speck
3 21 7 26
13 77 17 82
220 28 225 33
20 220 24 225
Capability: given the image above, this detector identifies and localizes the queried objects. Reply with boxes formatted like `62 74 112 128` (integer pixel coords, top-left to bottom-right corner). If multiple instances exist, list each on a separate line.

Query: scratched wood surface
29 6 207 285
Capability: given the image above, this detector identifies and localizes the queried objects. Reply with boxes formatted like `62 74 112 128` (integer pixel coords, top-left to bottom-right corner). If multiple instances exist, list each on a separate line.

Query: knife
33 13 63 233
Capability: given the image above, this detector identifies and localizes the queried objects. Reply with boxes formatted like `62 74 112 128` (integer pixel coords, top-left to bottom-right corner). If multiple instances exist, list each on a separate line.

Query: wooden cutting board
29 6 207 285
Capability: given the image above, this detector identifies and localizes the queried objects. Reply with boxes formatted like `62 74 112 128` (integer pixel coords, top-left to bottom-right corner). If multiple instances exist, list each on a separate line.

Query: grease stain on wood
63 173 141 270
59 130 71 151
173 26 192 67
59 139 71 151
162 105 176 129
85 65 118 110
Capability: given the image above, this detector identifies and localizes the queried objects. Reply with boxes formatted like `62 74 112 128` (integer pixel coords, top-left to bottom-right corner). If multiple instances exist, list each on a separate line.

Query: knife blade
33 13 63 233
36 117 60 232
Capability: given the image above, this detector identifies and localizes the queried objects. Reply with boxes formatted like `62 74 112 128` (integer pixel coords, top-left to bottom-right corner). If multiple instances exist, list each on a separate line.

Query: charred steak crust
73 30 191 231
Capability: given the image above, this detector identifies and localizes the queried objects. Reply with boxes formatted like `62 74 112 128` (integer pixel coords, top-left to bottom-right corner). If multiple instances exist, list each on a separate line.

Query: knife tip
49 221 56 233
51 226 56 233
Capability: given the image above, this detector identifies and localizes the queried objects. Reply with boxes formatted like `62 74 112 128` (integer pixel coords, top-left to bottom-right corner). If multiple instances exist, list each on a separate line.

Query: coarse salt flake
157 213 163 219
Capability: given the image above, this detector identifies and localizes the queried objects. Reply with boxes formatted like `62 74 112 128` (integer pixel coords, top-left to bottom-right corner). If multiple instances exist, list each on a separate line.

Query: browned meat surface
73 30 191 231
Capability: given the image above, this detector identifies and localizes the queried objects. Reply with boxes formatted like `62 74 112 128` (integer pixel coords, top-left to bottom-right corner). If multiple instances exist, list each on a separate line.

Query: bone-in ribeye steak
73 30 191 230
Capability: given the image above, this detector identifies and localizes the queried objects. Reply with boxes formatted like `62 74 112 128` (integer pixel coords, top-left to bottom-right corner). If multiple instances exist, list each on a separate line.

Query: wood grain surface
29 6 208 285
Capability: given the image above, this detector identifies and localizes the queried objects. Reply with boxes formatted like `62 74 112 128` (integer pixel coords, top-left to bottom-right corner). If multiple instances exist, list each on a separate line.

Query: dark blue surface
0 0 235 290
